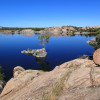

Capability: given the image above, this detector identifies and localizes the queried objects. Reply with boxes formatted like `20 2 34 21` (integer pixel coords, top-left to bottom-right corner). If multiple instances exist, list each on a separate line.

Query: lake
0 32 95 81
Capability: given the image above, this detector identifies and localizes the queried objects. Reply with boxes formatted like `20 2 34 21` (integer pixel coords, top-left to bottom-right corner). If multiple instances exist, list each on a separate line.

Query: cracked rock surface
0 59 100 100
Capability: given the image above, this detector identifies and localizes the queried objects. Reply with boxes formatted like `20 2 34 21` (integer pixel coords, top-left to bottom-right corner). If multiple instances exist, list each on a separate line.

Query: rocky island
21 48 47 58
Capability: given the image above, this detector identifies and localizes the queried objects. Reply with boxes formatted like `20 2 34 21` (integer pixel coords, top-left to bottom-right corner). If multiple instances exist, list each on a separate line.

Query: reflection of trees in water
35 57 46 63
34 57 51 71
0 34 2 37
40 60 51 71
38 35 50 48
80 34 96 37
38 35 51 71
0 65 5 81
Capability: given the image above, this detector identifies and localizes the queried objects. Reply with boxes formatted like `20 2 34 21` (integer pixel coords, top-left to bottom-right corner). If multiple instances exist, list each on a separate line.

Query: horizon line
1 25 100 28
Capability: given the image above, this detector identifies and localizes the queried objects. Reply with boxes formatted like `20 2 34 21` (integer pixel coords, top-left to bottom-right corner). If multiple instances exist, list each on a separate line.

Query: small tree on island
38 35 50 49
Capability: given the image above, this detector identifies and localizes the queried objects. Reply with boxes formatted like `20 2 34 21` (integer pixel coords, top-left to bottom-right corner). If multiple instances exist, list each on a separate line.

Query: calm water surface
0 32 95 80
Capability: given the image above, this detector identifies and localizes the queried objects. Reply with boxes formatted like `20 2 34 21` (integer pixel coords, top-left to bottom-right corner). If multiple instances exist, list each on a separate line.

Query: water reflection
35 57 46 63
80 34 97 37
20 34 51 71
0 31 96 81
0 31 97 37
40 61 51 71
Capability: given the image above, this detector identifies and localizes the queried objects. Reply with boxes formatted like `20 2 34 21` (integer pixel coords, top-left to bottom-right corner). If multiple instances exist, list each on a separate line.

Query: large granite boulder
0 66 44 98
93 48 100 65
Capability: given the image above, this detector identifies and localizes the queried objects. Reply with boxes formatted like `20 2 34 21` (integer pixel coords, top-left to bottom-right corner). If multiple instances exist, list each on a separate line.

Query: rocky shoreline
0 58 100 100
0 47 100 100
1 26 99 36
87 34 100 50
87 38 97 47
0 36 100 100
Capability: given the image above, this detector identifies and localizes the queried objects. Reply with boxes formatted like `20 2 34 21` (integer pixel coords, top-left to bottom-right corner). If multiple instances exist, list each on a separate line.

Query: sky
0 0 100 27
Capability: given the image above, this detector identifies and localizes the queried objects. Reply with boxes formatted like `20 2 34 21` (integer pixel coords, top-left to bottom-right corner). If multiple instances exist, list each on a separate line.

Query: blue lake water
0 32 95 80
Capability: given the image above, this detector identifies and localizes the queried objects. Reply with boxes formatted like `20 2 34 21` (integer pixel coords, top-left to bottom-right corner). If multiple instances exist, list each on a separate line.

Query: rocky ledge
21 48 47 58
87 38 97 47
0 56 100 100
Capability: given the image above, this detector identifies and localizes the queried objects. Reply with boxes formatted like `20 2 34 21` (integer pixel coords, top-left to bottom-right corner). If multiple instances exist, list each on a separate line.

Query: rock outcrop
3 30 12 34
81 26 100 30
21 29 34 33
93 48 100 65
87 38 97 47
0 66 44 99
34 26 76 36
87 34 100 50
79 55 93 60
20 29 35 36
1 59 100 100
43 26 76 36
13 66 25 78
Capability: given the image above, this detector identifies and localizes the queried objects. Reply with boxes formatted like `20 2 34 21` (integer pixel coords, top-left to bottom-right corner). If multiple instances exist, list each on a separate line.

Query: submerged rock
21 48 47 58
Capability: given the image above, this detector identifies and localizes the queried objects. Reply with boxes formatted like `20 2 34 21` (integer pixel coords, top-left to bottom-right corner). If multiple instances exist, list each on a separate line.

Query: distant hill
0 26 100 35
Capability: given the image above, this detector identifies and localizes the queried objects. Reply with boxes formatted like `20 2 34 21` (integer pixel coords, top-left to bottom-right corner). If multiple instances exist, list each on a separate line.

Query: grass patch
0 66 5 81
42 71 72 100
96 30 100 34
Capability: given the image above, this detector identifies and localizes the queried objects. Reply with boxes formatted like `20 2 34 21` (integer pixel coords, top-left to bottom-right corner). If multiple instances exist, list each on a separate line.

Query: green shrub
38 35 50 48
96 30 100 34
95 34 100 49
0 66 5 81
